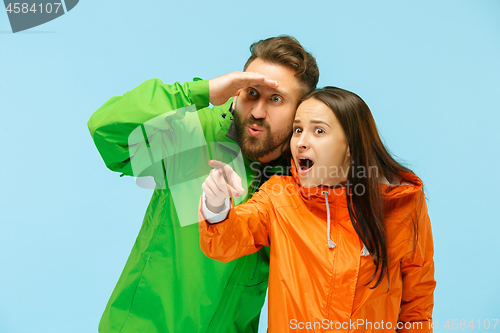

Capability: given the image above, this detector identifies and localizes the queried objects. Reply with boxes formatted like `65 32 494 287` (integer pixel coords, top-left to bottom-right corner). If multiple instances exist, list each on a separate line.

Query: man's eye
248 89 258 96
271 95 282 103
293 127 302 134
315 128 325 134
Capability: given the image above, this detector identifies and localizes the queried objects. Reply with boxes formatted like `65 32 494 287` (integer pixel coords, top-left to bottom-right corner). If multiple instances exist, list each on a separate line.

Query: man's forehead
250 83 291 98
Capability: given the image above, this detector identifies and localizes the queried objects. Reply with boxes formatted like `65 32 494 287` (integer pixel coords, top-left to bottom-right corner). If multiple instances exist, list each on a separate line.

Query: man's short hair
244 35 319 95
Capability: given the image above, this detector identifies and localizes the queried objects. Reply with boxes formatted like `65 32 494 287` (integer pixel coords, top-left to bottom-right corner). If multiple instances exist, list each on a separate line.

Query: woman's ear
343 146 351 167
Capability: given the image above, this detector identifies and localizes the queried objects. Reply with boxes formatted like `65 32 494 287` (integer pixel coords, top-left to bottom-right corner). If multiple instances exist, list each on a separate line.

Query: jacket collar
224 103 238 143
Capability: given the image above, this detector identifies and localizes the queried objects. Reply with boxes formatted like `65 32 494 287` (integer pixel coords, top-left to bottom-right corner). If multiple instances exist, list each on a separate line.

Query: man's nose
251 99 267 119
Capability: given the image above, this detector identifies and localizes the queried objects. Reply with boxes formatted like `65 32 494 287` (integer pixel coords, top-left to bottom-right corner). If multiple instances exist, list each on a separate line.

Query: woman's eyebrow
310 119 332 128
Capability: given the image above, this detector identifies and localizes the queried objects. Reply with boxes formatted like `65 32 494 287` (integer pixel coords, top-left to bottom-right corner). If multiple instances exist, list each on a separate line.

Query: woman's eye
315 128 325 134
271 95 282 103
293 127 302 134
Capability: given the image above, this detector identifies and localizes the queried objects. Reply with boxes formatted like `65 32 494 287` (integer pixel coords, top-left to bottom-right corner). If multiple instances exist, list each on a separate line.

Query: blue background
1 0 499 332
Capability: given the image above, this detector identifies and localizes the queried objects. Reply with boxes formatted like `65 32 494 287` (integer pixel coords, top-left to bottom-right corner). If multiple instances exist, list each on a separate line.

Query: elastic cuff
188 78 209 110
201 192 230 224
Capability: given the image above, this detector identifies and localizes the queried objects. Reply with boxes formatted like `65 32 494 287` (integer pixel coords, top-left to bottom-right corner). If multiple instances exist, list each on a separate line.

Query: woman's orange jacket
199 163 435 332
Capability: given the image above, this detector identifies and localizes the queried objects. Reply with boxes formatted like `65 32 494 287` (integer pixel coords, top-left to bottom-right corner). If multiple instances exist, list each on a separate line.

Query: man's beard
233 111 291 160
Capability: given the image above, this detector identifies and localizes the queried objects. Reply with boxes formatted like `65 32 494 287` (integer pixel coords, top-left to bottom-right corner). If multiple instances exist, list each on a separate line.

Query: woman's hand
202 160 246 213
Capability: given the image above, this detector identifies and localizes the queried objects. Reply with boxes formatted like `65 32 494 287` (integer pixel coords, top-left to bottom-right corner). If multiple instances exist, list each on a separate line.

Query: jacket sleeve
397 192 436 333
198 187 274 263
87 78 209 177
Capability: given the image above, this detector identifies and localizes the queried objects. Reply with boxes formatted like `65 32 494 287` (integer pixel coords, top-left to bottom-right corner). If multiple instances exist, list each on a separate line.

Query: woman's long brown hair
298 87 415 288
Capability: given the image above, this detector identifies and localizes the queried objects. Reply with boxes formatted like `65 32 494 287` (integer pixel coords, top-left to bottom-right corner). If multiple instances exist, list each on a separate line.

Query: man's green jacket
88 78 285 333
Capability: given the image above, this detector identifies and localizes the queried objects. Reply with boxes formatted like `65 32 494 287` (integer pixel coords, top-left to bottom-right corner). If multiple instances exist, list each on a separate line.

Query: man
88 36 319 333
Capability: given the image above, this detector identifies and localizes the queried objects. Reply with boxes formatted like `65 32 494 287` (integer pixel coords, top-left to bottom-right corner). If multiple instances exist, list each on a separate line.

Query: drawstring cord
361 244 370 257
322 191 336 249
322 190 370 256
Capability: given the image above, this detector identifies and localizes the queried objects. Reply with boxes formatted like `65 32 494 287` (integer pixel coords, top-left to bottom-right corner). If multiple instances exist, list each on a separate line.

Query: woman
198 87 435 332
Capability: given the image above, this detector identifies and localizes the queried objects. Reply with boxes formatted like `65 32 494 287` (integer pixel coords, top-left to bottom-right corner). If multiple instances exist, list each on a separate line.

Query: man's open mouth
298 157 315 171
247 124 265 137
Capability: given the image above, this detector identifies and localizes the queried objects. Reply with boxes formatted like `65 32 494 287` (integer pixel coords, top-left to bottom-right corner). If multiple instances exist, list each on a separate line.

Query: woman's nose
296 135 309 150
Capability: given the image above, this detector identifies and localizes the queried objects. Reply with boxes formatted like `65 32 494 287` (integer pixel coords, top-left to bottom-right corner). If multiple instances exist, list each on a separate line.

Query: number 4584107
443 319 499 329
6 3 62 14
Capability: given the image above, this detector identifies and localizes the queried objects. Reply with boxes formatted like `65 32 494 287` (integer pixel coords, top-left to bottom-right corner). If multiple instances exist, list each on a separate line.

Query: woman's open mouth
297 157 314 175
